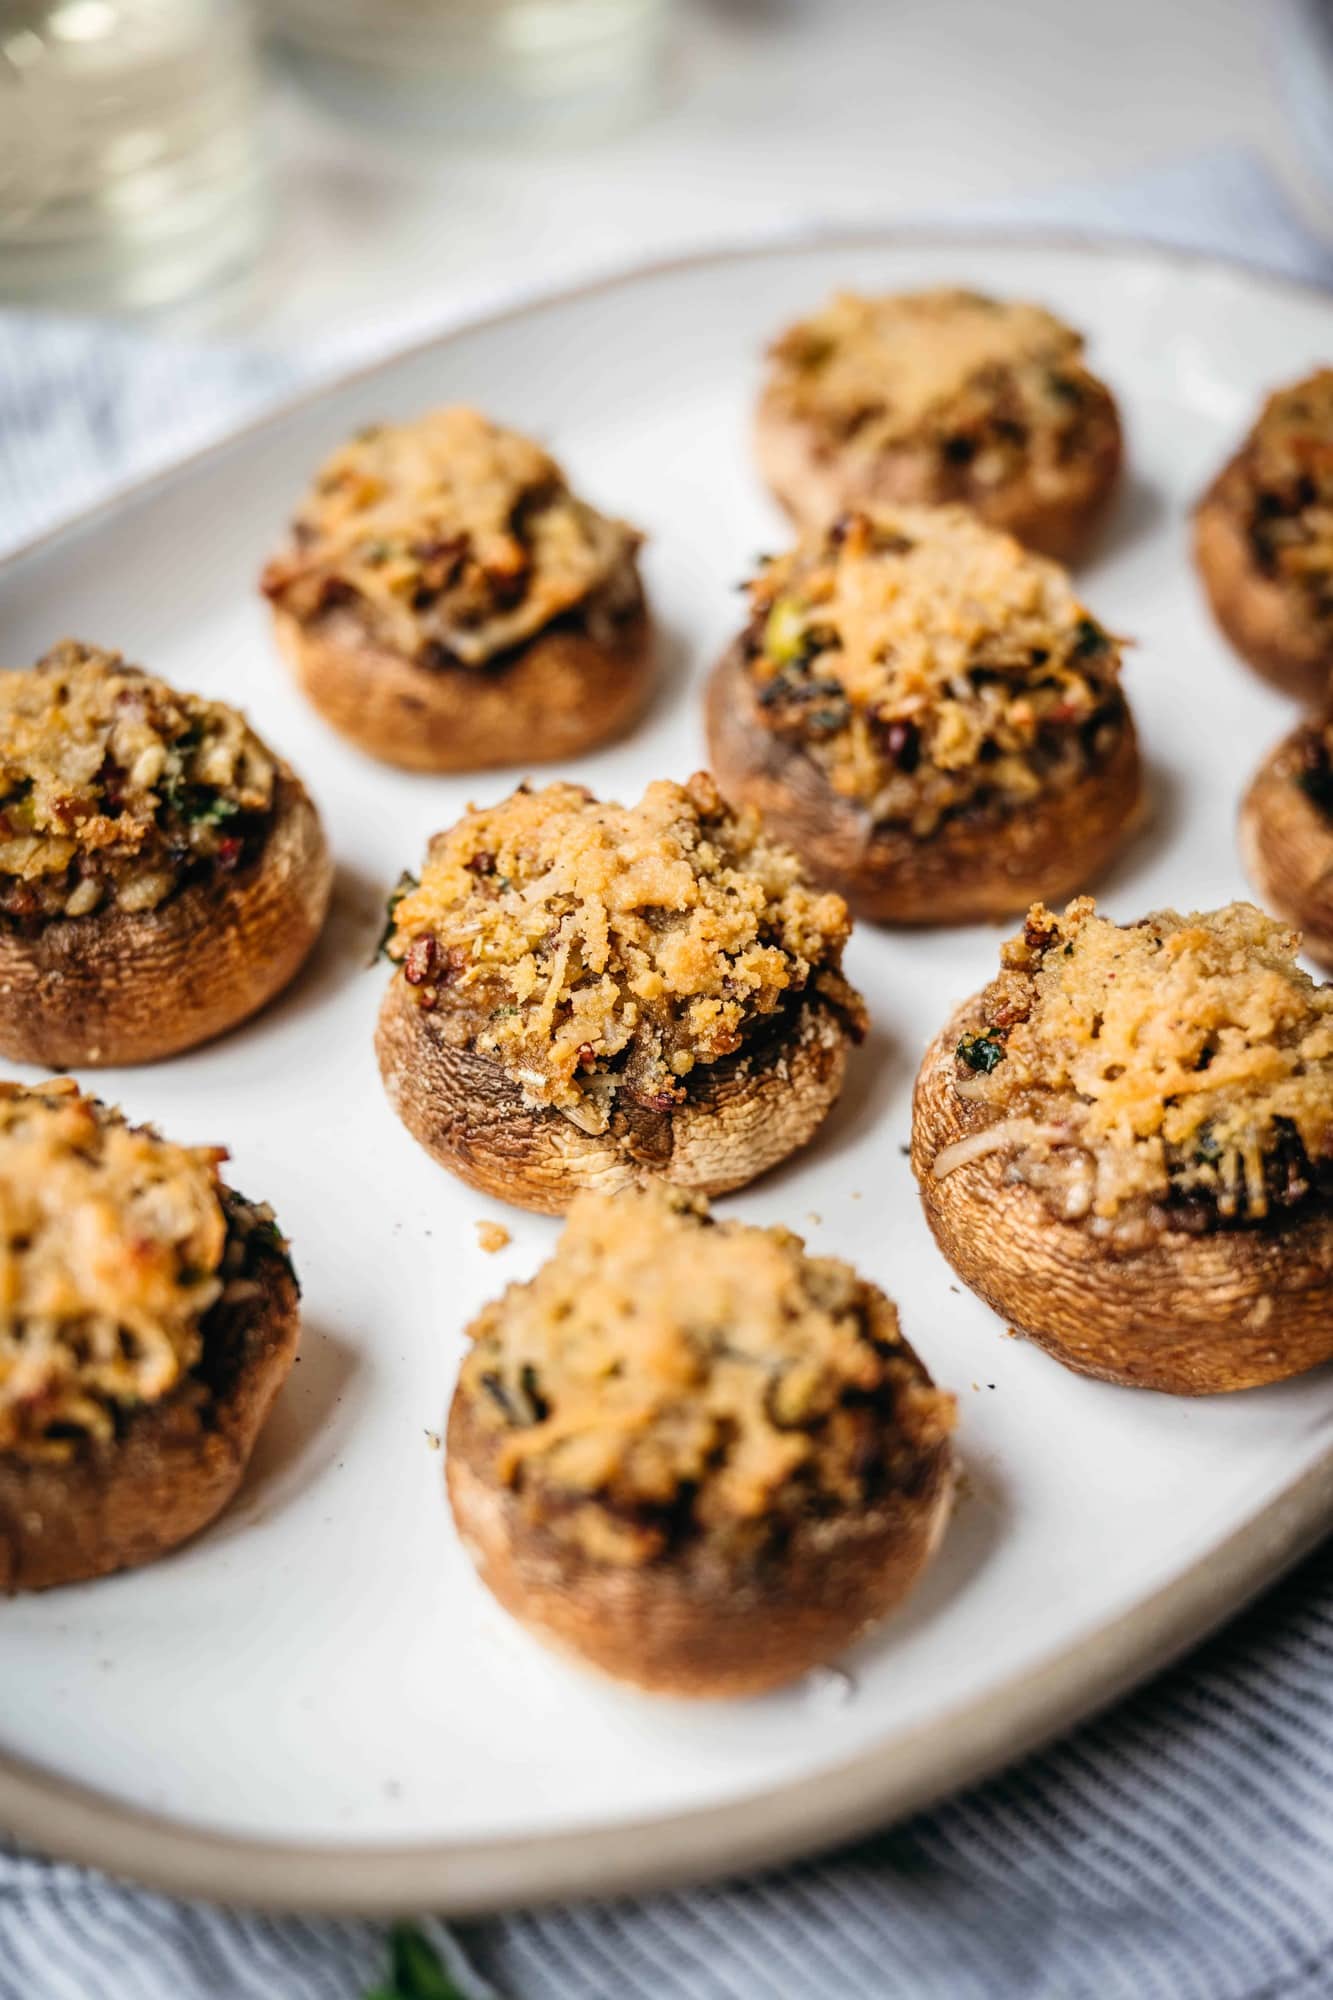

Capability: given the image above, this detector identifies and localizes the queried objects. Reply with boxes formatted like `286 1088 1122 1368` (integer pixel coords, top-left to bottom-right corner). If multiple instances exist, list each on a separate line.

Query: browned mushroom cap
262 406 653 772
756 289 1122 562
0 771 332 1068
377 978 853 1214
0 1083 300 1591
1239 718 1333 972
1193 369 1333 701
707 637 1141 925
0 1238 299 1592
271 591 653 775
706 508 1141 925
375 772 866 1214
446 1186 956 1696
1194 496 1330 700
911 903 1333 1395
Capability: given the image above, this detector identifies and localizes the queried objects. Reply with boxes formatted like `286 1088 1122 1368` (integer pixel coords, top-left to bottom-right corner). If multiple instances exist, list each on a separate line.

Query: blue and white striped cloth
3 149 1333 2000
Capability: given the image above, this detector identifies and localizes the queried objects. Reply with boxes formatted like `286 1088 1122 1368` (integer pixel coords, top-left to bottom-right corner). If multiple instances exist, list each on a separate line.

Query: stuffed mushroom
706 507 1140 925
448 1182 956 1695
1194 368 1333 699
912 897 1333 1394
261 405 653 772
376 772 866 1213
0 641 332 1068
1240 710 1333 971
0 1079 300 1591
756 288 1122 561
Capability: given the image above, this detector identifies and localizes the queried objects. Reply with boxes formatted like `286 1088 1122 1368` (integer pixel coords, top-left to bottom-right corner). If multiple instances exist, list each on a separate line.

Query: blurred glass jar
0 0 265 311
263 0 670 141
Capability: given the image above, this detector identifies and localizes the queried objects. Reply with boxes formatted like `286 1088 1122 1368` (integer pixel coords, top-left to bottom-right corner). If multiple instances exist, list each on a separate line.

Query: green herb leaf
1072 616 1109 660
957 1031 1006 1074
193 792 241 827
161 774 241 827
374 870 419 965
364 1924 470 2000
763 596 809 666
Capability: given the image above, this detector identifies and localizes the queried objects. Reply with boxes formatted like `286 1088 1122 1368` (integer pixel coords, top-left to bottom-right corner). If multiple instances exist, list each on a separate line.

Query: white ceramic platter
2 233 1333 1917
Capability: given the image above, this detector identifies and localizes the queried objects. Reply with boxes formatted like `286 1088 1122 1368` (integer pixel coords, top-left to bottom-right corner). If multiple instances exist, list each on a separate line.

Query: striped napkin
2 150 1332 2000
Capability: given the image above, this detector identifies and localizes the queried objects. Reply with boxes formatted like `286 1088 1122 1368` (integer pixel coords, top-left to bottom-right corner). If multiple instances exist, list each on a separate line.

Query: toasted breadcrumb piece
476 1220 512 1254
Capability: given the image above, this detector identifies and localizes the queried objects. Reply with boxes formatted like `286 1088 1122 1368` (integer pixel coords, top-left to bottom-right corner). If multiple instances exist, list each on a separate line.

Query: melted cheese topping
0 1082 229 1458
947 898 1333 1228
766 287 1101 463
389 772 864 1130
462 1184 954 1565
1219 369 1333 634
261 405 641 666
744 508 1125 826
0 641 277 920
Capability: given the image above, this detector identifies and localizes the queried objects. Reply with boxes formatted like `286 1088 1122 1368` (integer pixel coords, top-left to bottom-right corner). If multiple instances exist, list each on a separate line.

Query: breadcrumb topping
261 405 642 668
387 772 865 1131
1215 369 1333 636
461 1184 954 1566
0 1083 247 1460
0 642 277 922
766 288 1112 480
939 898 1333 1238
742 508 1127 829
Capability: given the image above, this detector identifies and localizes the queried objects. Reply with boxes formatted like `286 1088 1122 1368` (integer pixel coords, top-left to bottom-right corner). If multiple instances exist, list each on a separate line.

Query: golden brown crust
376 979 855 1214
446 1334 954 1699
706 640 1141 923
1194 490 1331 700
1240 725 1333 971
0 1241 299 1592
272 585 654 774
912 1004 1333 1394
0 773 332 1068
754 378 1122 565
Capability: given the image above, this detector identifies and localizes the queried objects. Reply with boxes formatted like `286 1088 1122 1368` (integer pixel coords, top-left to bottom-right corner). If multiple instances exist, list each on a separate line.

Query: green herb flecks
1071 616 1110 660
763 595 809 667
374 870 419 965
957 1030 1006 1074
364 1922 470 2000
162 774 241 828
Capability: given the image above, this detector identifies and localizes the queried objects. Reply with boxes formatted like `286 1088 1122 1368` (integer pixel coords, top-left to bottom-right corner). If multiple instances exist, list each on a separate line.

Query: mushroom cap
0 769 332 1069
376 981 855 1214
705 639 1141 925
446 1294 954 1698
911 1003 1333 1395
0 1233 299 1592
754 379 1122 564
271 583 654 774
1194 484 1332 701
1239 724 1333 972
